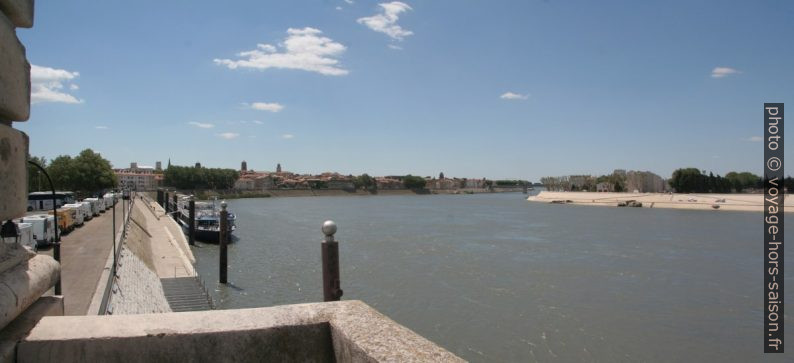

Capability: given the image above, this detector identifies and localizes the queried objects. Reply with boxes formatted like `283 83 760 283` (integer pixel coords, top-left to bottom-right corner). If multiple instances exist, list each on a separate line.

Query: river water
191 192 791 362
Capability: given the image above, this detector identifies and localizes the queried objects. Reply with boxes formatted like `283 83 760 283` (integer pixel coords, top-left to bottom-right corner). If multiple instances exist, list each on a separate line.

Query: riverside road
39 203 124 315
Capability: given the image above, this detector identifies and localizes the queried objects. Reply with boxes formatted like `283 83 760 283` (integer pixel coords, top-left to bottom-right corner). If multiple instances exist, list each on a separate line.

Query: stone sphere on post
322 220 337 242
220 200 227 210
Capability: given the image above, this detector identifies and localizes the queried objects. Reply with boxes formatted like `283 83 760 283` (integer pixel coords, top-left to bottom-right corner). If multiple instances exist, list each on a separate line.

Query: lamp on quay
1 220 20 245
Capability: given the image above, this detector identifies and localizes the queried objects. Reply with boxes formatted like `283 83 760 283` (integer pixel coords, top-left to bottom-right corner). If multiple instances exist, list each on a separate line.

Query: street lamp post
27 160 61 295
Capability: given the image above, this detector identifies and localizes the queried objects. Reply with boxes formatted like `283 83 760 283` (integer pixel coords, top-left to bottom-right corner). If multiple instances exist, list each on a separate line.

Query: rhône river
191 193 791 362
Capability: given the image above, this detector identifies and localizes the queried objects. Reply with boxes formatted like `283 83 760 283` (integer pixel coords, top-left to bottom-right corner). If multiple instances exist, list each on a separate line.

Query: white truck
17 222 35 251
21 214 57 247
73 201 93 221
103 193 115 210
62 204 85 226
84 198 102 216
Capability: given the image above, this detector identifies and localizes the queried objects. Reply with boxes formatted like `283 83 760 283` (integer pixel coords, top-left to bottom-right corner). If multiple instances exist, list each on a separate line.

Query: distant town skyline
15 1 793 181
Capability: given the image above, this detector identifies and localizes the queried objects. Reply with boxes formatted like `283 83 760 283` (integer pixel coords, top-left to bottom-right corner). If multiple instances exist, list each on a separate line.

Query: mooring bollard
156 189 163 208
188 196 196 246
321 220 343 302
219 200 228 284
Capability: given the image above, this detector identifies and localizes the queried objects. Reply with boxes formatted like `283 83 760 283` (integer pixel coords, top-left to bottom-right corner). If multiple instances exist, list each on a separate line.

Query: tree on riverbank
403 175 426 189
669 168 747 193
164 165 238 190
34 149 117 195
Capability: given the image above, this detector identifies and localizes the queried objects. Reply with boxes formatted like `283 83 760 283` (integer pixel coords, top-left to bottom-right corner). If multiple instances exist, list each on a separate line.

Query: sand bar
527 191 794 212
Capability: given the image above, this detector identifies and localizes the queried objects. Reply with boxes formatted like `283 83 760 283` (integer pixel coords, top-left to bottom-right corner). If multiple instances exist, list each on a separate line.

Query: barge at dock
175 196 236 243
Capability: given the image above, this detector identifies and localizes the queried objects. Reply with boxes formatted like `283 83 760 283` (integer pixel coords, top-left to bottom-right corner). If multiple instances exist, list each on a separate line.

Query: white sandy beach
527 191 793 212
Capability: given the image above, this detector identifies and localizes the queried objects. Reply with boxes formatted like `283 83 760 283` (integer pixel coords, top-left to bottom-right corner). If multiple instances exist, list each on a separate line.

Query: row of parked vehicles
15 192 119 250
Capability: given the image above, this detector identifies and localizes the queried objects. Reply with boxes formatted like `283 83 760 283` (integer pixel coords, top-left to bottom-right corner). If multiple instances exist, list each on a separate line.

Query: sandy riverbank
527 191 794 212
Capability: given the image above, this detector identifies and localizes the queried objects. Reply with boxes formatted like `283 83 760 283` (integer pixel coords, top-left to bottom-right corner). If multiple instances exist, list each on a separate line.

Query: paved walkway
39 202 125 315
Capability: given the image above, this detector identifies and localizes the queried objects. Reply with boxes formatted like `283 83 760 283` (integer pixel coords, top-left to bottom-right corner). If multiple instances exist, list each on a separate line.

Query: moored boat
176 196 236 243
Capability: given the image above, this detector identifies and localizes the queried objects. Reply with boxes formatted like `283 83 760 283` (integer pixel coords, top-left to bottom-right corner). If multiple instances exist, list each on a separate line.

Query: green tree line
28 149 117 196
163 165 238 190
669 168 762 193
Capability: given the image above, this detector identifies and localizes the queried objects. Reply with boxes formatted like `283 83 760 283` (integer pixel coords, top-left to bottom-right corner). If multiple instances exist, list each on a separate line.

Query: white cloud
69 84 79 90
282 134 295 139
358 2 413 41
214 27 348 76
748 136 763 142
253 120 264 125
188 121 215 129
336 6 343 10
218 132 240 140
711 67 740 78
388 44 403 50
345 0 354 4
500 92 529 100
249 102 284 112
30 64 83 104
95 126 108 130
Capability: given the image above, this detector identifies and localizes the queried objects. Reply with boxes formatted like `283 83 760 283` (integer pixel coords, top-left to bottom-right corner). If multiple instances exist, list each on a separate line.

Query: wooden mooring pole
321 220 343 302
219 201 228 284
188 197 195 246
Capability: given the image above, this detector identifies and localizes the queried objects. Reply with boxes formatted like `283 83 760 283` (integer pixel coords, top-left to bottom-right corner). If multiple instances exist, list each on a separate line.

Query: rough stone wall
0 0 62 333
105 203 172 314
106 249 171 315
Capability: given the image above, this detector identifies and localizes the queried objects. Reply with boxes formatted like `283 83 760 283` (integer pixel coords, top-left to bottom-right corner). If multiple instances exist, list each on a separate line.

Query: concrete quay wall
19 300 463 362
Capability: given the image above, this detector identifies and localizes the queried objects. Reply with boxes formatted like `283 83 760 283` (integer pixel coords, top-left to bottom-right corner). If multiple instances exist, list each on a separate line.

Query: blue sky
15 0 794 181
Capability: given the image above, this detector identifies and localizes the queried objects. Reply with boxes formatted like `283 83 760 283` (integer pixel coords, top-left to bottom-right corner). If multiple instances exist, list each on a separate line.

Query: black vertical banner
764 103 784 353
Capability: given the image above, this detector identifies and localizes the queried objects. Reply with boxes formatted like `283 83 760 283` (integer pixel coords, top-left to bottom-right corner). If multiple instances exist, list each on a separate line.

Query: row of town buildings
234 162 492 191
113 160 494 192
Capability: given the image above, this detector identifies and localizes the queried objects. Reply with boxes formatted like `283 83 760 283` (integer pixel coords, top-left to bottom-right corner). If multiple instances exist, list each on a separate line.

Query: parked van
76 200 94 221
21 215 56 247
103 193 115 210
62 204 85 226
84 198 102 216
17 222 35 251
49 208 75 234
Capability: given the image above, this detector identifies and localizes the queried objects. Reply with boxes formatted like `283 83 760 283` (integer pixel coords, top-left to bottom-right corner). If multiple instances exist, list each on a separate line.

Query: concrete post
321 220 343 302
188 197 195 246
219 201 228 284
163 191 169 214
112 195 116 277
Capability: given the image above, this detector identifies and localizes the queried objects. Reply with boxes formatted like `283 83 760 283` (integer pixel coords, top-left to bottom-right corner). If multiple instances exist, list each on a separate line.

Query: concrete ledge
0 296 62 362
0 255 59 329
0 0 34 28
0 13 30 121
0 123 29 221
20 300 462 362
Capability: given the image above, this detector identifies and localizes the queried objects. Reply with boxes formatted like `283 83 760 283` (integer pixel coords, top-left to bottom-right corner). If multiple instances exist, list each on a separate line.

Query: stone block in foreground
0 255 60 330
0 0 33 28
0 296 62 362
0 123 28 221
0 12 30 121
19 300 463 362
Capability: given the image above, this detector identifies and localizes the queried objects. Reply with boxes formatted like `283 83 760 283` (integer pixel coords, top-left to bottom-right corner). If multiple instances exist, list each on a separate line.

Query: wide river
191 192 791 362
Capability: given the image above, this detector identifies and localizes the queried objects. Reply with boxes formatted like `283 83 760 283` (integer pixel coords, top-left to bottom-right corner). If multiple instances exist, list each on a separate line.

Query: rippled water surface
191 193 791 362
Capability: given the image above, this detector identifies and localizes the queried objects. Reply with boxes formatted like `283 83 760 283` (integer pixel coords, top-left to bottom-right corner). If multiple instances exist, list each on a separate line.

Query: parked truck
16 222 35 251
62 204 85 226
84 198 102 216
48 208 76 234
21 215 57 248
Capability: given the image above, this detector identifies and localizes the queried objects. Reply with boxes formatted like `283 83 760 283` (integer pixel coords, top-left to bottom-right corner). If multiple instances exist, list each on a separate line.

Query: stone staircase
160 277 214 312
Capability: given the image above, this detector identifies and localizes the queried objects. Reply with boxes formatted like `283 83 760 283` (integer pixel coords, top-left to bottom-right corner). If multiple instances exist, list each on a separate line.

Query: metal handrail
98 195 134 314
